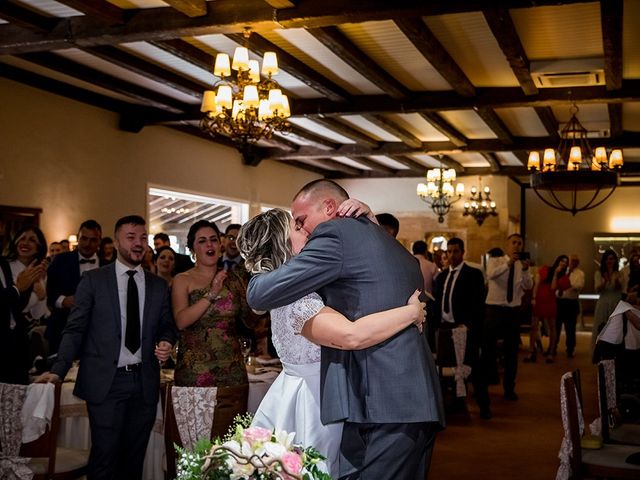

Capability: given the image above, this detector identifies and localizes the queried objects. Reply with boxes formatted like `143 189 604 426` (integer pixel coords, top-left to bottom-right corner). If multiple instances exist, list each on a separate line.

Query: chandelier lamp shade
200 30 291 161
527 104 623 216
417 167 464 223
463 179 497 226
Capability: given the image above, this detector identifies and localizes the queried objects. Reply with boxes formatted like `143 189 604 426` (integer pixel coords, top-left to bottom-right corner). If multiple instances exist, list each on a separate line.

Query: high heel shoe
523 353 537 363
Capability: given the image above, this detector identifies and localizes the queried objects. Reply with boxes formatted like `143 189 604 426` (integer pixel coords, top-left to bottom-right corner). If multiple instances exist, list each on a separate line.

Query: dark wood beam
0 2 56 32
389 155 429 175
263 0 298 7
608 103 623 138
280 160 328 175
264 135 300 152
534 106 560 141
312 117 379 148
363 115 422 148
17 51 188 112
512 151 530 166
0 0 601 55
288 126 340 150
481 152 502 173
394 17 475 97
151 39 213 72
600 0 623 90
316 159 362 177
54 0 125 25
435 155 465 174
163 0 208 18
475 107 513 144
225 32 350 102
348 157 397 175
418 112 468 147
84 45 206 98
307 26 410 99
483 7 537 96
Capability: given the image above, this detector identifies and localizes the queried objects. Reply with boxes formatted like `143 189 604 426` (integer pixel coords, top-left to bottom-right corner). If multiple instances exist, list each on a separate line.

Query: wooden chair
436 327 471 417
559 373 640 479
597 359 640 446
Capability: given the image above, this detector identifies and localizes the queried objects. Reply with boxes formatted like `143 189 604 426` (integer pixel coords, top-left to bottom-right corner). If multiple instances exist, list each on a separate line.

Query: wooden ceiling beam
0 0 601 55
389 155 429 175
394 17 475 97
481 152 502 173
151 39 213 72
483 7 537 96
163 0 208 18
0 2 57 32
288 126 340 150
600 0 623 91
316 159 362 177
435 155 465 174
54 0 125 26
225 32 350 102
16 51 188 113
534 106 560 141
307 27 410 99
608 103 623 138
281 160 329 176
84 45 205 99
364 115 422 148
474 107 513 144
418 112 468 147
348 157 397 175
312 117 379 148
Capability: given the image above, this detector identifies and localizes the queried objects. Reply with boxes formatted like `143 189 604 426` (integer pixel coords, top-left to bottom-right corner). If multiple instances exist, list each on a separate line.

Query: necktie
125 270 140 354
443 268 456 314
223 259 235 271
79 258 96 264
506 263 515 303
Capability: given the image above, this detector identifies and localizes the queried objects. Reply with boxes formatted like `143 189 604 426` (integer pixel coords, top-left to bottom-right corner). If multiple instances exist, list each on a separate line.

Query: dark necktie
443 268 456 314
223 259 235 271
125 270 140 354
506 263 515 303
79 258 96 264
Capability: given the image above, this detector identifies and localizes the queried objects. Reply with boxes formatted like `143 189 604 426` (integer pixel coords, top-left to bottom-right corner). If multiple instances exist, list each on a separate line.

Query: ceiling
2 0 640 184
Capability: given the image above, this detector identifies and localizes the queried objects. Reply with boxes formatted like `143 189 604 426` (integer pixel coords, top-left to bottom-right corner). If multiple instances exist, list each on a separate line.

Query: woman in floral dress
172 219 254 437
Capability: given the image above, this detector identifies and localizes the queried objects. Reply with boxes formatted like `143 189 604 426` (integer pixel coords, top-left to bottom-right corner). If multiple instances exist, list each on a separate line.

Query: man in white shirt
555 253 585 358
482 234 533 402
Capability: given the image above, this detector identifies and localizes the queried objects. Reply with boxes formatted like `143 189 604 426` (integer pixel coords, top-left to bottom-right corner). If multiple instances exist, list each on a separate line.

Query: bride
236 206 426 477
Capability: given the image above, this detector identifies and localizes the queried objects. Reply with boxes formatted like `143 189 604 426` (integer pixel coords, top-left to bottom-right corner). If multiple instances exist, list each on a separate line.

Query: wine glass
239 337 252 365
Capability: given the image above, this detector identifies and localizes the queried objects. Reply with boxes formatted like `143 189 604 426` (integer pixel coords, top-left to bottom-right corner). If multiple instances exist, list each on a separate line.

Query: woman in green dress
172 220 254 436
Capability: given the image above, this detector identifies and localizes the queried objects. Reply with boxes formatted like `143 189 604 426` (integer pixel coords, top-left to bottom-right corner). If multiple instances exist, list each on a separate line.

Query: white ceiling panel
338 20 453 91
551 103 610 134
274 131 312 146
15 0 83 17
438 110 498 139
332 156 373 170
623 0 640 79
339 115 401 142
407 154 444 168
54 49 199 104
495 107 549 137
495 152 526 167
288 118 357 144
368 155 411 170
510 3 602 60
389 113 450 142
261 28 384 96
448 152 491 168
424 12 519 87
623 103 640 132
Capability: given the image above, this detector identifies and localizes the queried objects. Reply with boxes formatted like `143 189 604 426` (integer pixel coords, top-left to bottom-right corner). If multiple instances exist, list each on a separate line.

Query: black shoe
504 391 519 401
479 409 492 420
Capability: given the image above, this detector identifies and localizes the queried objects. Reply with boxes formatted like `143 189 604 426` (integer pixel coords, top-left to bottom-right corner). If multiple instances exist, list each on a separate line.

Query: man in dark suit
46 219 102 355
247 179 445 480
153 232 193 274
433 237 489 418
37 215 177 480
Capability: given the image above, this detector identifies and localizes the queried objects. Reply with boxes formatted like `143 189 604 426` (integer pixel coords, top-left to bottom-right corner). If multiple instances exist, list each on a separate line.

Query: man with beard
37 215 177 480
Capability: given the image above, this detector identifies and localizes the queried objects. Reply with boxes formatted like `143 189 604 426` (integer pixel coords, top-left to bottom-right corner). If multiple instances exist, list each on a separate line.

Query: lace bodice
270 293 324 364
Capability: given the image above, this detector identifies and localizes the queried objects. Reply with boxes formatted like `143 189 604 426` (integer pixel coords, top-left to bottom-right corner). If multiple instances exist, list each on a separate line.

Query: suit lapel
106 264 122 335
142 271 153 338
71 251 81 286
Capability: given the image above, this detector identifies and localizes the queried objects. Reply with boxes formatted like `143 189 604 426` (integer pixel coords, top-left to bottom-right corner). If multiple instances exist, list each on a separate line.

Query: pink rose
242 426 272 444
195 372 214 387
281 451 303 477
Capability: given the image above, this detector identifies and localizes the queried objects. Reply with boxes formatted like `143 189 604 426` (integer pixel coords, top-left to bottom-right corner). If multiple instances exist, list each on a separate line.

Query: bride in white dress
236 206 426 477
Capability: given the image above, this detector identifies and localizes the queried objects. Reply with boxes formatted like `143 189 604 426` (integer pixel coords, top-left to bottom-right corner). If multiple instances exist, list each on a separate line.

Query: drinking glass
239 337 252 364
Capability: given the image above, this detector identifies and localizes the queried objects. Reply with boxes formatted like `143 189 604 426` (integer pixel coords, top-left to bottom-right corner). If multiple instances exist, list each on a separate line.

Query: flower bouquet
175 414 331 480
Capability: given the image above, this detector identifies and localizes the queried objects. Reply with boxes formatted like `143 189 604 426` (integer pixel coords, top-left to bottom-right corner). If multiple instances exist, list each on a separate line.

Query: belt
117 363 142 372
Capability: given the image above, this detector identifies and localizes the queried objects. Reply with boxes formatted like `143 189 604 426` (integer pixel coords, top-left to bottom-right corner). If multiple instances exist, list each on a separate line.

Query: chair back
597 359 618 442
560 372 583 479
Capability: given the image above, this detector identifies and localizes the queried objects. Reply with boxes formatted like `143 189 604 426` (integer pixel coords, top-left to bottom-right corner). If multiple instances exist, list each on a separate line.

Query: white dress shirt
441 263 464 323
485 255 533 307
115 259 145 367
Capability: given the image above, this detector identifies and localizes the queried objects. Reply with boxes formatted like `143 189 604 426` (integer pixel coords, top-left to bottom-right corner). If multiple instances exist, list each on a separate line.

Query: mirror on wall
593 233 640 271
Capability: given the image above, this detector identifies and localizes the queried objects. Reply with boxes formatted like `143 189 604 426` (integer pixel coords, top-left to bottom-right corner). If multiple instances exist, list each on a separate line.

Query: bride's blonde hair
237 208 292 274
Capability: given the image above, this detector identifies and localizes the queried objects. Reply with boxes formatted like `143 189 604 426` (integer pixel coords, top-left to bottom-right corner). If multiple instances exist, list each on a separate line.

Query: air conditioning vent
530 58 605 88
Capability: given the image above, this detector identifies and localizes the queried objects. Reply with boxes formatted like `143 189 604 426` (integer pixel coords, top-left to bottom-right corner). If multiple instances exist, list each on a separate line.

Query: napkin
21 383 55 443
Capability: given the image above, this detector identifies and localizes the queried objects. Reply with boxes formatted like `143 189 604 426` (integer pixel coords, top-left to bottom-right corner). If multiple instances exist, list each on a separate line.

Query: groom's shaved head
294 179 349 203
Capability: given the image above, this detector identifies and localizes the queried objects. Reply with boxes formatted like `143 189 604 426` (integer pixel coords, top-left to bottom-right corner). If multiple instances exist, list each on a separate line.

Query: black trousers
555 298 579 355
481 305 520 396
339 421 439 480
86 370 157 480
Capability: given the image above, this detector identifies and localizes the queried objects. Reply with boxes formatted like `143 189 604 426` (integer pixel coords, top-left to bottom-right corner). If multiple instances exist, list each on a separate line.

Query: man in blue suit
46 219 102 354
37 215 177 480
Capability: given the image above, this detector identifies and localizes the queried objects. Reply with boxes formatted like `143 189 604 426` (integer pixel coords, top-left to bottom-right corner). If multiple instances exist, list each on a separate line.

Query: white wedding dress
252 293 342 477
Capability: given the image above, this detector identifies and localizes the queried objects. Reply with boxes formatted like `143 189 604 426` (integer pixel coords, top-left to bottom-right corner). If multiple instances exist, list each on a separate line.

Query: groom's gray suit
248 216 445 479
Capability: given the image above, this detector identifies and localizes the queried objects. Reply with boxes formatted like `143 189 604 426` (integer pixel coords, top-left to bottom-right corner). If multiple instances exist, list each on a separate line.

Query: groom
247 179 445 479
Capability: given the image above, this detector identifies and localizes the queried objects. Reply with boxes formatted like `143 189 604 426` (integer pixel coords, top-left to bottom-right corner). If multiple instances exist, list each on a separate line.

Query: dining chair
436 327 471 417
161 384 218 480
558 372 640 479
597 359 640 446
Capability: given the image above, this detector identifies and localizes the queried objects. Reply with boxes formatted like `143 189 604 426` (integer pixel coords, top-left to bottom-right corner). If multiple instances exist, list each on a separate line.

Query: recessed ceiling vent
530 57 605 88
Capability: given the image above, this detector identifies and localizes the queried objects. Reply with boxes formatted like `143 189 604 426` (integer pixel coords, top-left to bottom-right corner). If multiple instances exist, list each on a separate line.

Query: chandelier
463 178 497 226
527 104 623 215
417 167 464 223
200 29 291 161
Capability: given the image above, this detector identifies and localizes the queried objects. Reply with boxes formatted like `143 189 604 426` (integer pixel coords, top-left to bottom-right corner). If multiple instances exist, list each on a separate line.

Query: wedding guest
375 212 399 238
221 224 243 271
98 236 117 264
0 225 49 384
48 241 64 261
59 239 70 252
554 253 585 358
154 232 193 274
592 249 625 355
141 244 155 273
154 245 176 287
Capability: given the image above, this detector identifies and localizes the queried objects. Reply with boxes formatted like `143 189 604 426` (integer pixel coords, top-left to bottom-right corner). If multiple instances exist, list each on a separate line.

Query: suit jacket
433 263 485 364
46 251 86 345
248 216 445 426
174 252 194 275
51 263 177 404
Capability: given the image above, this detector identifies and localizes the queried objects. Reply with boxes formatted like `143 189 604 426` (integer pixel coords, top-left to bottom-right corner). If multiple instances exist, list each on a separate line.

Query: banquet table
56 365 280 480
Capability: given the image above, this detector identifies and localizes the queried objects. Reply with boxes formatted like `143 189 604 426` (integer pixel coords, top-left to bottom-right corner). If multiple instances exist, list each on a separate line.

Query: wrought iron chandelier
200 29 291 161
463 178 497 226
527 104 623 215
416 167 464 223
